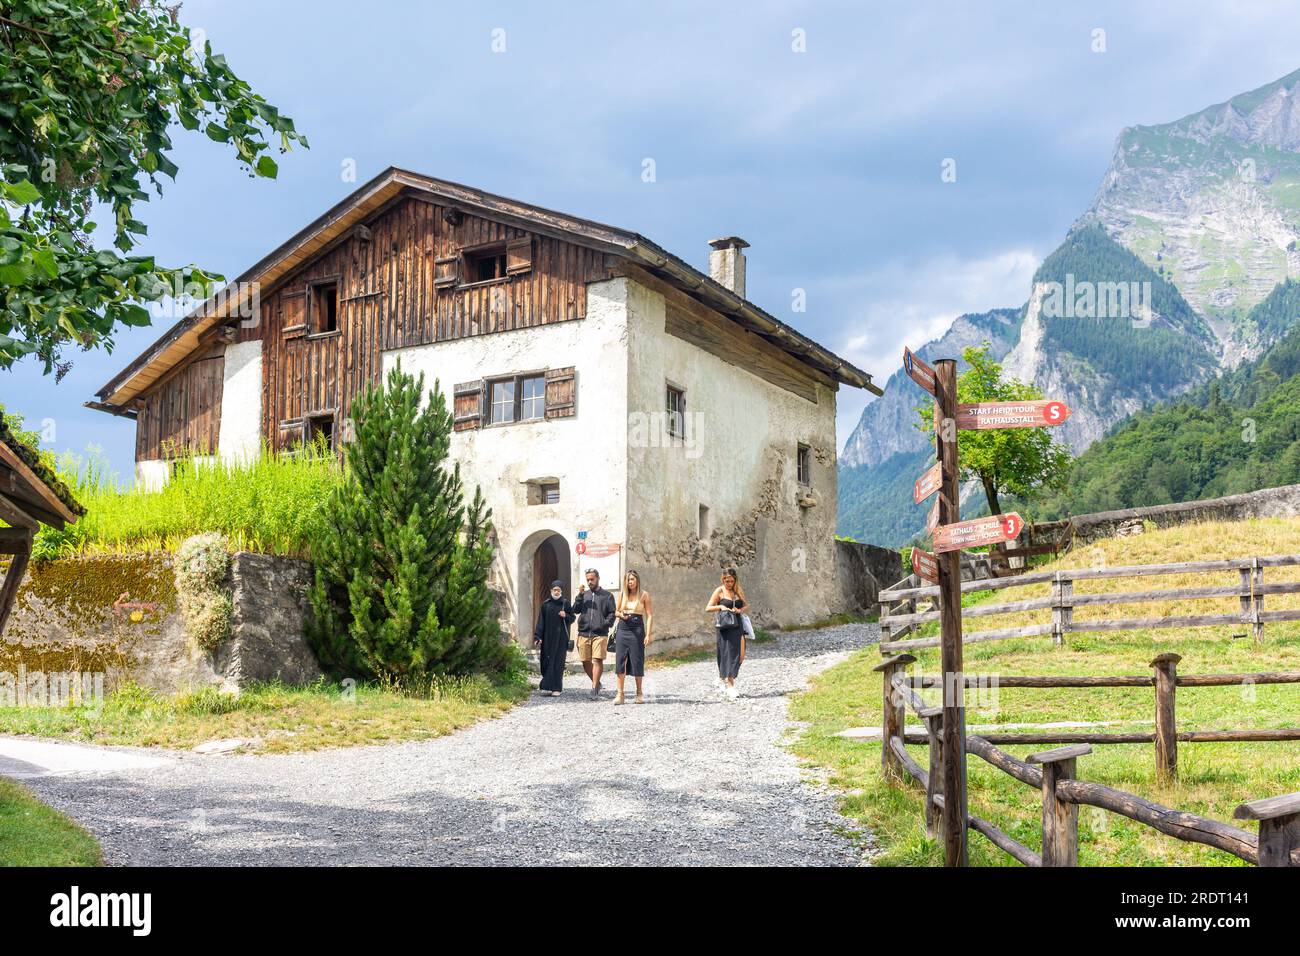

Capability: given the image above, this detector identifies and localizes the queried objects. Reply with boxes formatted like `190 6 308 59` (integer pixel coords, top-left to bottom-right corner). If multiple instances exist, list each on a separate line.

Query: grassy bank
0 675 529 753
0 779 102 866
32 446 342 559
791 518 1300 866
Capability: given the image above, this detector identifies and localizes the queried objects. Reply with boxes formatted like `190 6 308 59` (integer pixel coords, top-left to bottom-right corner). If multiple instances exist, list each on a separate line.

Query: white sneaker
726 684 739 701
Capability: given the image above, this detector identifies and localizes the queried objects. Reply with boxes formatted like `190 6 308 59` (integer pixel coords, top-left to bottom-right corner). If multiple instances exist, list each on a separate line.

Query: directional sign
912 547 939 584
933 513 1024 554
913 461 942 504
903 347 937 396
955 401 1071 431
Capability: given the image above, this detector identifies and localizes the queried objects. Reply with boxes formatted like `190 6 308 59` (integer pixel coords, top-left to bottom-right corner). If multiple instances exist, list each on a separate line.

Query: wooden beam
0 546 31 638
0 492 38 529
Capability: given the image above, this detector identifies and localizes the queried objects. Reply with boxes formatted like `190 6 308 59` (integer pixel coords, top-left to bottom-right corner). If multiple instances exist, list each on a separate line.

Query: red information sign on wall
912 547 939 583
955 401 1071 431
913 461 942 504
933 513 1024 554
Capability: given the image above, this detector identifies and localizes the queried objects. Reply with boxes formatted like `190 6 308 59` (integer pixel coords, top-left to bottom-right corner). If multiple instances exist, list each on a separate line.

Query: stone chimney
708 236 749 298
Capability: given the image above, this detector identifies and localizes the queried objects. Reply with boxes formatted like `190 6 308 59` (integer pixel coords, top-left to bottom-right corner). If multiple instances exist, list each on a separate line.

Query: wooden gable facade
135 193 617 460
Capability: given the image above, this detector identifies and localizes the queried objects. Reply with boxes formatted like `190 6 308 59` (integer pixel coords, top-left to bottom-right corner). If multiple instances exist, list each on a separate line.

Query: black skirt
614 614 645 677
717 623 743 680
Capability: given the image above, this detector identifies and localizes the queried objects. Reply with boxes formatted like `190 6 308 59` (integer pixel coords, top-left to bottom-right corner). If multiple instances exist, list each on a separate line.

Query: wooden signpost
899 345 1070 867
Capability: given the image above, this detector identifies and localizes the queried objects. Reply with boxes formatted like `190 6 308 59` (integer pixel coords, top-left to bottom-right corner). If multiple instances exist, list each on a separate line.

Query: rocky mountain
839 68 1300 547
1083 67 1300 365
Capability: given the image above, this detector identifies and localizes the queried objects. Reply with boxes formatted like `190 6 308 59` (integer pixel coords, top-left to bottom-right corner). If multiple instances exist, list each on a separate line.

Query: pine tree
307 364 506 682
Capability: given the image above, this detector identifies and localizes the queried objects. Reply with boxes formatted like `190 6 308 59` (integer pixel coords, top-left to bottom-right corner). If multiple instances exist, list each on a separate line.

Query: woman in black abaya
534 580 574 697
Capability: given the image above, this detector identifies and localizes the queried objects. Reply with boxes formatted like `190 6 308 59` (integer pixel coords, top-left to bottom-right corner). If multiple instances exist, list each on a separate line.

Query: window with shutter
544 367 577 419
434 255 459 290
506 237 533 275
453 379 485 430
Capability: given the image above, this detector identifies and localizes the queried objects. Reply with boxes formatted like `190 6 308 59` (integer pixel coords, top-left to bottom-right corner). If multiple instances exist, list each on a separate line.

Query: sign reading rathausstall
912 547 939 584
913 461 942 504
903 347 937 396
955 400 1071 431
933 512 1024 554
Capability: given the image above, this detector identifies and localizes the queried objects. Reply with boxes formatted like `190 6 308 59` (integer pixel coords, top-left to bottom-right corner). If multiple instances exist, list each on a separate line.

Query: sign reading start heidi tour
955 400 1071 431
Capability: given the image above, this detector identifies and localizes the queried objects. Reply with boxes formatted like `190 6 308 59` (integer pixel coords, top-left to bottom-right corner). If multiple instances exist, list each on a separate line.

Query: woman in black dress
706 567 747 701
612 569 654 705
533 580 573 697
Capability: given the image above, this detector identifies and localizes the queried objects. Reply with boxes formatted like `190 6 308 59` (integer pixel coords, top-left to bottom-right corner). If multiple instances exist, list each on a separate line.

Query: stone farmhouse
90 168 887 645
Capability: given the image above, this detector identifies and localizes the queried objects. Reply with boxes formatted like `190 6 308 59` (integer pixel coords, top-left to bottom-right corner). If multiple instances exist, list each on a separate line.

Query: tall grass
34 443 343 559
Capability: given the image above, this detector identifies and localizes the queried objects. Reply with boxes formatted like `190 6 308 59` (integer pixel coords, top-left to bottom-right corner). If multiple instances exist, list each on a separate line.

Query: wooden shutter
453 379 485 430
434 255 459 290
282 290 306 338
506 237 533 275
544 367 576 419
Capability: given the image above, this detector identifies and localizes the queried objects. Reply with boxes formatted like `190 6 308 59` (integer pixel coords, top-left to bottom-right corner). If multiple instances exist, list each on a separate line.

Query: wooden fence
879 554 1300 654
876 653 1300 866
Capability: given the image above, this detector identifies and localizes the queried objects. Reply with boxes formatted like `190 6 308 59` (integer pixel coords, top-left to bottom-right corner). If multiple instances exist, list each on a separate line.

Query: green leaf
255 154 278 178
32 248 58 279
3 179 42 205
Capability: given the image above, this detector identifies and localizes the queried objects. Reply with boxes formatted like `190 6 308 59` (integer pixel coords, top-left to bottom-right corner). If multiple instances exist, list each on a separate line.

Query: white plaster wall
623 278 842 641
382 277 632 643
135 459 170 492
217 340 263 465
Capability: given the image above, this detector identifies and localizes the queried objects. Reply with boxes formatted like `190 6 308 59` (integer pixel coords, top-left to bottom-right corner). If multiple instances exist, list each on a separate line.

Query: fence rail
875 653 1300 866
879 554 1300 653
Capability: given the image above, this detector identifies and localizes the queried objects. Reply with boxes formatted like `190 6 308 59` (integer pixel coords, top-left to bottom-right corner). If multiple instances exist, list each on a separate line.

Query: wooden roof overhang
91 167 881 413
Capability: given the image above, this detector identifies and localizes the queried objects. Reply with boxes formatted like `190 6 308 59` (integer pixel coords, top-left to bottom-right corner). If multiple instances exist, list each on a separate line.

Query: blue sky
6 0 1300 479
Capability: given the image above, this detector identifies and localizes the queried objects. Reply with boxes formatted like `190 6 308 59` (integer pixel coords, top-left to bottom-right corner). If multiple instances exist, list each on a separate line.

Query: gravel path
15 623 878 866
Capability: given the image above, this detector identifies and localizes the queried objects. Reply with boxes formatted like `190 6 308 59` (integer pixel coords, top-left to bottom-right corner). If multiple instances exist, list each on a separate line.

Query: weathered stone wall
1 550 321 698
835 539 903 614
1059 483 1300 546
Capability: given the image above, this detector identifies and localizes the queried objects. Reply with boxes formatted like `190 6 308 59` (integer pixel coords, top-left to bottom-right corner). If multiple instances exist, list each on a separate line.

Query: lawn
790 517 1300 866
0 675 530 754
0 778 102 866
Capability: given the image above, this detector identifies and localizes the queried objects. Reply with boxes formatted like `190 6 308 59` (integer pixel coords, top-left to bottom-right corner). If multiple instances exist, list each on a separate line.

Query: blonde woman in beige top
612 569 653 704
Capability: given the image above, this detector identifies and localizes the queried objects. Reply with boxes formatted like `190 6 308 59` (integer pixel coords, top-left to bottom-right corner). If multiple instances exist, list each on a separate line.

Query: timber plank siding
133 194 618 458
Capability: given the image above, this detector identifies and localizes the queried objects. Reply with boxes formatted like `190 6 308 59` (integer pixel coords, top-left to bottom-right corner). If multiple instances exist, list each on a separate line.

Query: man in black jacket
572 568 616 699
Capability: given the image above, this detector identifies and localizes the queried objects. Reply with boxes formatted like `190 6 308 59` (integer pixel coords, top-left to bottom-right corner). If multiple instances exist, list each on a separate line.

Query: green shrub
307 364 508 681
174 533 232 653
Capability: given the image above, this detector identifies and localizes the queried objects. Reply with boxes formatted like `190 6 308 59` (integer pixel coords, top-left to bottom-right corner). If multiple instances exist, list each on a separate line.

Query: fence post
873 654 915 782
921 705 943 837
1252 559 1264 643
1151 653 1181 783
1028 744 1091 866
1051 572 1063 646
879 600 892 648
1234 794 1300 867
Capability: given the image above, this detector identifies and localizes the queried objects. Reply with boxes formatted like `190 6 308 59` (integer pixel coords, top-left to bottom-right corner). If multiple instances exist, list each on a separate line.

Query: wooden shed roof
0 418 83 529
92 167 881 409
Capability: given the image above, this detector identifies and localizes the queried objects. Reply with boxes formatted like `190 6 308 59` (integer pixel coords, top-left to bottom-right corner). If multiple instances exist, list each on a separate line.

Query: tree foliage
307 366 507 683
0 0 307 373
917 344 1072 515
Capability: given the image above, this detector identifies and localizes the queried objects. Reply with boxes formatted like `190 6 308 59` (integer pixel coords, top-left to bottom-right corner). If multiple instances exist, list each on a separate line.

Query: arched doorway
517 531 571 644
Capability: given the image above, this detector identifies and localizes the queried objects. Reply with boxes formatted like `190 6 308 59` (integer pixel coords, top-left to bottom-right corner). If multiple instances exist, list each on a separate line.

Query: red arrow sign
903 347 937 396
912 547 939 583
913 461 942 504
933 513 1024 554
955 400 1071 430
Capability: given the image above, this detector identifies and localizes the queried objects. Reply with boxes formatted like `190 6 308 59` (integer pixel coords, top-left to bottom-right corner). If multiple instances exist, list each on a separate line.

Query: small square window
308 415 335 452
527 480 560 505
465 244 509 283
797 443 812 486
666 384 685 439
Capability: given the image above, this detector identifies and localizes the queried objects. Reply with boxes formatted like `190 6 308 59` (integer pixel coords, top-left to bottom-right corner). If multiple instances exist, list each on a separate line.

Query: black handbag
717 609 739 628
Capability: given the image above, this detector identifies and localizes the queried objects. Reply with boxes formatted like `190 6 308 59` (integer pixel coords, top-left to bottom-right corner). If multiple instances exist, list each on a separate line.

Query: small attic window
310 280 339 335
465 243 509 283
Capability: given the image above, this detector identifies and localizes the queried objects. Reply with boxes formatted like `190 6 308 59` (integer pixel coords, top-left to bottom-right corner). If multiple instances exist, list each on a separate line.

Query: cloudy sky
7 0 1300 477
